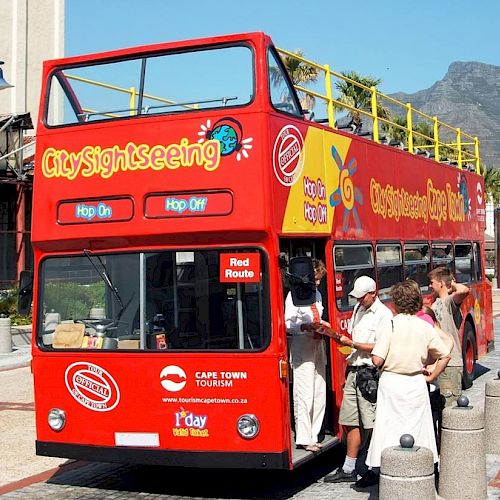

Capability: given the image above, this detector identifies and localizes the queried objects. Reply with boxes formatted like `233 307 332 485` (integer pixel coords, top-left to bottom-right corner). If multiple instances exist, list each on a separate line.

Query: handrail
63 49 481 174
276 48 481 173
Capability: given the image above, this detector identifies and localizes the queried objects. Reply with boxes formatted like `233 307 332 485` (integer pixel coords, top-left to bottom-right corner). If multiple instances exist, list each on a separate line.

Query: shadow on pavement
46 447 345 499
474 363 491 379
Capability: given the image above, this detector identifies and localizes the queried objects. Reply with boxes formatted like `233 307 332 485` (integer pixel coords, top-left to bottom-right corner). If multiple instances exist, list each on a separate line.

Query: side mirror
288 257 316 306
17 270 33 316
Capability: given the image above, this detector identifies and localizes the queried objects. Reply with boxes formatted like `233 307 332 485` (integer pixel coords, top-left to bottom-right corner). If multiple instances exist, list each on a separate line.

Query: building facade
0 0 64 289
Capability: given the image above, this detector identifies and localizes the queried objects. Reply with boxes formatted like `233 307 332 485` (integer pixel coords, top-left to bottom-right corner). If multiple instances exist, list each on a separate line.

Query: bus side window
454 242 473 283
404 242 430 290
334 244 374 311
474 241 483 281
431 241 454 273
376 243 403 301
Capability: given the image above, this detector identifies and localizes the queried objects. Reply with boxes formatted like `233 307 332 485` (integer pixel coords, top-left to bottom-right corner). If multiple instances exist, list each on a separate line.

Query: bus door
278 238 337 461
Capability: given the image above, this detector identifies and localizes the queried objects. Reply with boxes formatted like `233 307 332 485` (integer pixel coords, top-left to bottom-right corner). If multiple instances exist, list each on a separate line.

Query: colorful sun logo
470 287 482 326
473 300 481 325
197 117 253 161
329 145 363 233
457 173 471 220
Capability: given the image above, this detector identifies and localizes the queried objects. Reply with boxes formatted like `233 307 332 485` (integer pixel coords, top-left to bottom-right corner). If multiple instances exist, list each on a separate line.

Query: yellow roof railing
277 48 480 174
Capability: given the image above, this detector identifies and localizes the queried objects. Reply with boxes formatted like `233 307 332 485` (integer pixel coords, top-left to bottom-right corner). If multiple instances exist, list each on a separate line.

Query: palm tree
482 164 500 205
271 50 320 111
413 121 434 148
334 70 389 131
382 116 437 150
382 114 408 144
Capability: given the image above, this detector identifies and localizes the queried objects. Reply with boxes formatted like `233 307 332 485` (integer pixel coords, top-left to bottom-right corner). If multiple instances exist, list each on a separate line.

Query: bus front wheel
461 322 477 390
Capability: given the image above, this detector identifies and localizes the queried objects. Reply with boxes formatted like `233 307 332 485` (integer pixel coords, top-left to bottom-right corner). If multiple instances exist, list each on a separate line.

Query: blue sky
66 0 499 95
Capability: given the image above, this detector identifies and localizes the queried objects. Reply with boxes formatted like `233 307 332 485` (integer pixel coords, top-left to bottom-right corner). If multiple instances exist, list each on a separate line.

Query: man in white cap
324 275 392 487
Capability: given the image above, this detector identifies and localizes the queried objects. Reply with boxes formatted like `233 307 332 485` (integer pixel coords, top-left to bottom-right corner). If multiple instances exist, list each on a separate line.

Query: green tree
482 164 500 205
382 114 408 144
413 121 434 148
334 71 389 126
382 116 437 150
272 50 320 111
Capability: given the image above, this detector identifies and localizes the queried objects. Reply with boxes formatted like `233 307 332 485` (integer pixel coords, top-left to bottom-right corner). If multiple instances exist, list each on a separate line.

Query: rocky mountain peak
390 61 500 167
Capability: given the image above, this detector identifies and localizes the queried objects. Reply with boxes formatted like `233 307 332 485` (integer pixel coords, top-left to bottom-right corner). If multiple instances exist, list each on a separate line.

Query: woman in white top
285 259 329 452
366 280 451 468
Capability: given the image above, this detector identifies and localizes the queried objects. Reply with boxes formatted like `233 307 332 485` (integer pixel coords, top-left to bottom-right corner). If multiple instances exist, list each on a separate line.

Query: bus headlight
237 414 260 439
48 408 66 431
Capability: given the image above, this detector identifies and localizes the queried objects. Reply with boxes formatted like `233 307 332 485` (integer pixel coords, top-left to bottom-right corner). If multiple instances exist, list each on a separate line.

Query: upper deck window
46 45 254 126
267 49 302 117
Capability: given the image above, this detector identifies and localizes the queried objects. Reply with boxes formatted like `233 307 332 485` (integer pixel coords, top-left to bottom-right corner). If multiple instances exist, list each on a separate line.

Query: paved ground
0 294 499 499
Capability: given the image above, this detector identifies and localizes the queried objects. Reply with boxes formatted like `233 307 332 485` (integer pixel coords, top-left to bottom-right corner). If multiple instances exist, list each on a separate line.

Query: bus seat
416 149 431 158
356 130 372 138
389 139 404 149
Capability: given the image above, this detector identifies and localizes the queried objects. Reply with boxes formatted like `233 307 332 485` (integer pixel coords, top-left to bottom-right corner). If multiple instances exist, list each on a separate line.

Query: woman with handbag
366 280 452 469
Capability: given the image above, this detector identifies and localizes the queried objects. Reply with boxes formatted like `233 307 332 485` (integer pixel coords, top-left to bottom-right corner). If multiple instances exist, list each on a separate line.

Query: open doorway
279 238 337 463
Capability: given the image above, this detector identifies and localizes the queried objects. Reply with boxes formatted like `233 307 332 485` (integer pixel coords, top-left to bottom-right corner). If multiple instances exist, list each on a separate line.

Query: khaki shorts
439 366 463 408
338 369 376 429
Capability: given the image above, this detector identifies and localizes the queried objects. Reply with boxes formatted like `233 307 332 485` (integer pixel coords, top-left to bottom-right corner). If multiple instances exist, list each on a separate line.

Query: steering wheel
76 318 120 336
76 318 116 329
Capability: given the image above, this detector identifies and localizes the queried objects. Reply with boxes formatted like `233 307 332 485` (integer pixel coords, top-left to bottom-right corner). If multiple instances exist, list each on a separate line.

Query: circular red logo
273 125 305 186
65 362 120 412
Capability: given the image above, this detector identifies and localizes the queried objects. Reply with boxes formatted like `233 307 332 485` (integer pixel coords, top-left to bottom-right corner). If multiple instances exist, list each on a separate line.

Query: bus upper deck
34 31 484 249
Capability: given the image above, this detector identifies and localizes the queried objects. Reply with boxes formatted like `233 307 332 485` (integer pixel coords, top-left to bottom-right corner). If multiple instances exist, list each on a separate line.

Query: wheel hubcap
466 340 474 373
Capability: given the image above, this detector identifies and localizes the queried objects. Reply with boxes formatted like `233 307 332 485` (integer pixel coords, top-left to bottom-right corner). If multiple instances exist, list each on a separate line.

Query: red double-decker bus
23 32 492 469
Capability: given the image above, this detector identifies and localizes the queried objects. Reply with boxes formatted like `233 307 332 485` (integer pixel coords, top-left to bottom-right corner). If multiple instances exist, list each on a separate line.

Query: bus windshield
46 44 254 126
39 249 269 351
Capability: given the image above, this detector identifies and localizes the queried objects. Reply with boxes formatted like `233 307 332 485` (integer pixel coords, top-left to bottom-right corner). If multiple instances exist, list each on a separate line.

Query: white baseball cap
349 276 376 298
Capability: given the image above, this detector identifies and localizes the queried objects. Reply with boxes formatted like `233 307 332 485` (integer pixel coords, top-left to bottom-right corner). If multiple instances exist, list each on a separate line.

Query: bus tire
461 322 476 390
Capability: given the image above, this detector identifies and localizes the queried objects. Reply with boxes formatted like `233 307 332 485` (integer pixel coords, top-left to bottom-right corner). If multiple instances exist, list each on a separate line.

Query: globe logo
198 118 253 161
209 124 238 156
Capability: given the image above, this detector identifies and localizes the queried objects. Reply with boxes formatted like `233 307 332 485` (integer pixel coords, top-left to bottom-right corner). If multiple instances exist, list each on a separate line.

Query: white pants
290 335 326 446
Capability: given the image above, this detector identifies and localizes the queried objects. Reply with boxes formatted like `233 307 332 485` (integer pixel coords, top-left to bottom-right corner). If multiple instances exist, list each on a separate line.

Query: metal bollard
0 314 12 353
439 396 486 499
485 371 500 454
379 434 435 500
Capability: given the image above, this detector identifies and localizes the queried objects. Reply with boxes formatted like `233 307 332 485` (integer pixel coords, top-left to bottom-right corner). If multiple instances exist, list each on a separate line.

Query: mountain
390 62 500 168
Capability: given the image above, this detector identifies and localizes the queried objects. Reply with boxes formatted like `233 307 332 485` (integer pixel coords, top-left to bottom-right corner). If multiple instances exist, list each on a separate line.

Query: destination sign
220 253 261 283
58 197 134 224
145 191 233 218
